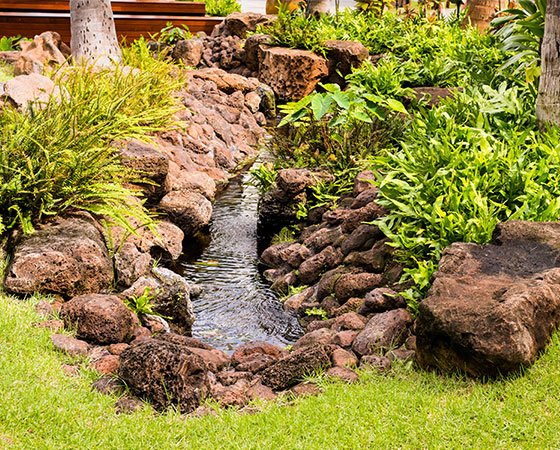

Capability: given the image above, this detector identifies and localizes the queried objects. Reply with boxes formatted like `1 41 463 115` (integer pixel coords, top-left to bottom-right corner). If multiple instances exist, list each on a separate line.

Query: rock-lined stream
179 170 303 351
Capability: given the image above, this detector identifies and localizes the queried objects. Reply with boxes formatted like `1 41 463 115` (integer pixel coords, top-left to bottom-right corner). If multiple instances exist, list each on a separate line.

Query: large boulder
4 214 113 297
60 294 136 345
415 221 560 377
258 47 328 101
118 339 210 413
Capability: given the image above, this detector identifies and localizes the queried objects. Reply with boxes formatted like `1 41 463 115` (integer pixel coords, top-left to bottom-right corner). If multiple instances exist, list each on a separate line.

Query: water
178 170 303 352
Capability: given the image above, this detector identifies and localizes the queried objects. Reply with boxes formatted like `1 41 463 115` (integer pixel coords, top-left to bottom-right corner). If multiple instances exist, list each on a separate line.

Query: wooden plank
0 0 206 16
0 12 223 42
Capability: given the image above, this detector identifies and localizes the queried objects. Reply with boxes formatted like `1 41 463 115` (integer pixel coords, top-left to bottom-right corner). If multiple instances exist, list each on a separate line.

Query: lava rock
352 309 413 357
61 294 137 345
118 339 209 413
260 344 332 390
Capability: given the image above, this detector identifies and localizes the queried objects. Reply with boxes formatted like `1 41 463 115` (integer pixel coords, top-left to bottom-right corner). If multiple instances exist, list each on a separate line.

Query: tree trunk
70 0 122 67
536 0 560 129
463 0 502 31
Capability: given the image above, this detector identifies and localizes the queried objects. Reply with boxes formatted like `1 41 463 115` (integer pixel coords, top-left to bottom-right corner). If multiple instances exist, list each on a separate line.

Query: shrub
204 0 241 16
0 61 184 235
372 83 560 307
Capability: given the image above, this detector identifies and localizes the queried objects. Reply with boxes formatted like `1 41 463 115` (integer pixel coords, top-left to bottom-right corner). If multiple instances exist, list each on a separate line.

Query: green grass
2 293 560 449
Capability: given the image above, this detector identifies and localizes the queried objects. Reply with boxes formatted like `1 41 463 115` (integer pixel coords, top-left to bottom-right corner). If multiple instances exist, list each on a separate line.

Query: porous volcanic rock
4 214 113 297
258 47 328 101
259 344 332 390
3 73 58 111
415 221 560 377
118 339 209 413
324 40 369 85
352 309 413 356
60 294 136 345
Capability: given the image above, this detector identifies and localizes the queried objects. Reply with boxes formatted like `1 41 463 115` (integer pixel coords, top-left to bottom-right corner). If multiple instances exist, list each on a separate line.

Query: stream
178 169 303 352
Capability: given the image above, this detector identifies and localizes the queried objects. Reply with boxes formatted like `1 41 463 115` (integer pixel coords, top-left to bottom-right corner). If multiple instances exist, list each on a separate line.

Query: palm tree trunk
463 0 502 31
70 0 122 67
536 0 560 129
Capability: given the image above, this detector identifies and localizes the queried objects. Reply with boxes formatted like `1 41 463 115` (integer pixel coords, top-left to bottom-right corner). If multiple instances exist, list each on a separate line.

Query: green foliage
0 61 183 235
125 287 161 317
491 0 545 83
151 22 192 46
249 162 278 193
305 306 328 320
0 35 27 51
204 0 241 16
270 227 296 244
373 83 560 302
258 9 332 55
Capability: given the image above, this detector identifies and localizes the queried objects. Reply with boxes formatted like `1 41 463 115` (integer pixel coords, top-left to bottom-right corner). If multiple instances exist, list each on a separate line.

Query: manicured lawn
1 293 560 449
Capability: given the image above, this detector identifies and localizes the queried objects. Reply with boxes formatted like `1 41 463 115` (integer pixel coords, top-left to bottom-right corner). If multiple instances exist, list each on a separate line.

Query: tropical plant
151 23 192 46
204 0 241 16
491 0 545 82
0 62 183 235
125 287 166 317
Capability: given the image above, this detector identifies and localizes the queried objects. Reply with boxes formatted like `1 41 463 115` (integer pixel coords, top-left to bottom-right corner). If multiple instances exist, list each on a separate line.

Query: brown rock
360 355 392 371
4 215 113 297
3 73 58 111
216 371 253 386
260 344 332 390
352 309 413 356
412 87 457 108
387 348 415 362
303 226 344 253
298 246 343 285
332 312 368 332
92 376 124 395
211 379 251 407
284 286 316 313
165 168 217 201
416 221 560 376
108 343 130 356
14 31 69 76
332 347 358 368
114 242 152 288
158 190 212 235
332 297 365 316
340 224 380 255
290 382 322 397
34 319 64 332
231 341 287 364
117 139 169 201
362 288 406 313
258 47 328 101
247 381 277 401
61 294 136 345
326 366 359 383
186 346 230 372
333 330 359 348
51 334 89 356
237 353 277 373
91 354 120 374
292 328 336 351
118 339 209 413
324 40 369 85
213 12 276 39
172 38 204 67
333 273 384 303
